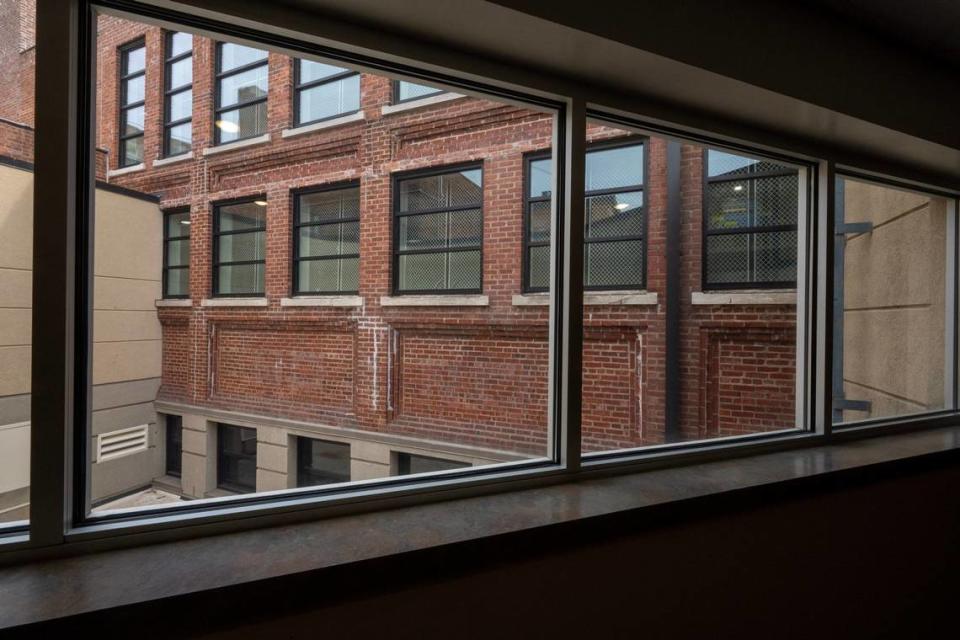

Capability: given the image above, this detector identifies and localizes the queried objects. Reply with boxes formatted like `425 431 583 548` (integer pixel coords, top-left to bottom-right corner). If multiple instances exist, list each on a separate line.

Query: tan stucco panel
0 167 33 271
0 345 30 397
0 308 30 347
93 309 163 343
94 275 162 311
94 189 163 282
0 268 31 309
92 340 162 385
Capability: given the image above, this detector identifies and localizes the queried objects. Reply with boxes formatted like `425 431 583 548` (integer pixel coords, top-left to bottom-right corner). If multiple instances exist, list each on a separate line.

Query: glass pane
528 157 552 198
397 81 443 101
754 174 799 227
219 66 268 108
448 251 482 290
399 210 482 252
528 200 551 243
298 74 360 124
124 75 145 105
707 149 793 178
586 143 643 191
755 231 797 282
124 105 144 136
124 46 145 74
219 43 267 72
398 169 482 213
219 202 266 231
528 246 550 290
165 268 190 298
705 234 750 284
398 253 445 291
834 177 950 425
122 137 143 165
216 103 267 142
218 231 265 262
299 59 351 84
299 221 358 257
706 181 750 230
166 238 190 266
217 425 257 492
166 122 192 156
168 57 192 90
585 191 643 239
165 415 183 476
585 240 643 288
168 89 192 122
168 32 192 57
166 211 191 237
397 453 469 475
297 438 351 486
217 263 265 295
298 188 359 224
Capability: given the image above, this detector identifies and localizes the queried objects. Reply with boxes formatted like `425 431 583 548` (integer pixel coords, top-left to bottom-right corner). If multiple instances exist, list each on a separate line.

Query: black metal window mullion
293 60 360 127
163 32 192 157
214 42 269 145
213 198 267 297
118 39 146 167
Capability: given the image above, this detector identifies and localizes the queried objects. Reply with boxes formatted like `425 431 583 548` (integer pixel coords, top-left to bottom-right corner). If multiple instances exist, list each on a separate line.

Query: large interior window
294 60 360 126
296 438 351 487
213 199 267 296
118 39 146 167
162 32 193 157
214 42 268 144
217 425 257 493
294 185 360 294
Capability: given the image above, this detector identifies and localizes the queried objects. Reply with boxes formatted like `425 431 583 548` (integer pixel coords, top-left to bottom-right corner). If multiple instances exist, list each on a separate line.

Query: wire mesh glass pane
705 234 750 284
528 245 550 290
340 257 359 292
165 268 189 297
397 81 443 101
755 230 798 282
219 66 268 108
219 203 265 231
166 211 190 237
707 149 794 178
166 123 191 156
399 252 446 291
398 170 482 213
166 238 190 266
217 263 264 295
585 240 643 288
299 221 358 257
219 43 268 72
399 212 446 251
216 103 267 142
528 200 551 243
298 188 359 224
448 251 482 290
219 231 265 262
586 191 643 239
297 258 355 293
298 74 360 123
528 158 552 198
706 181 750 230
585 144 643 191
754 174 799 227
448 210 483 248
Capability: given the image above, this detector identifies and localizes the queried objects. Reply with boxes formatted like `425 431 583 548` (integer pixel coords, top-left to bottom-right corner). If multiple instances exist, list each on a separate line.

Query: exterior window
213 199 267 296
214 42 268 144
296 438 350 487
118 40 146 167
394 165 483 294
294 185 360 294
394 80 444 103
294 59 360 126
217 424 257 493
165 415 183 477
396 453 470 475
703 149 799 289
163 209 190 298
163 32 193 157
523 141 646 292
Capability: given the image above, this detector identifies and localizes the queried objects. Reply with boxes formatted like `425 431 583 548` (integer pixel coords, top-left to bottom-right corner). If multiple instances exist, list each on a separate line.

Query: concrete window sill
152 152 193 167
512 291 659 306
380 92 464 115
280 295 363 308
106 163 145 178
155 299 192 308
200 298 268 307
379 294 489 307
690 290 797 305
281 111 365 138
201 133 271 157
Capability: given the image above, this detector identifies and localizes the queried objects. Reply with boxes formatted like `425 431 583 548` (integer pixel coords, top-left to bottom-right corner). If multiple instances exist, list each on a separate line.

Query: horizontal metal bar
395 245 481 256
704 224 798 236
396 204 483 217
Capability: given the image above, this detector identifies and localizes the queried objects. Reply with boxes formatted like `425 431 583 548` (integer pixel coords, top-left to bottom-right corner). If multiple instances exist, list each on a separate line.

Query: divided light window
163 208 190 298
397 453 470 475
213 199 267 296
393 80 444 104
163 32 193 157
394 165 483 294
296 438 351 487
118 39 146 167
217 424 257 493
294 59 360 126
294 184 360 294
703 149 799 289
523 140 646 292
214 42 268 144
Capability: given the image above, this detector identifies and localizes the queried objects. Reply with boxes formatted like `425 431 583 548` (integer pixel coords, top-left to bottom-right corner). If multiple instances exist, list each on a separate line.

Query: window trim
213 42 269 146
212 196 268 298
391 161 485 296
391 79 445 105
161 31 193 158
117 38 146 168
162 207 190 300
292 181 361 296
701 147 800 291
292 59 361 128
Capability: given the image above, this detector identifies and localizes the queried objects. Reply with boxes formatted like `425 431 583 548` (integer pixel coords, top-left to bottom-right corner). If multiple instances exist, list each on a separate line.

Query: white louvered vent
96 425 149 463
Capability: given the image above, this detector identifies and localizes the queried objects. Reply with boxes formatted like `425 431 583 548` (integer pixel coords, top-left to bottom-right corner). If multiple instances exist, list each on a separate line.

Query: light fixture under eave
733 184 744 192
614 202 630 210
254 200 268 206
180 220 191 225
215 119 240 133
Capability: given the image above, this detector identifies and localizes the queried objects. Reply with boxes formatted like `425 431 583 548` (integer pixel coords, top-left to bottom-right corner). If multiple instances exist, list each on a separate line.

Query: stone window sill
280 295 363 308
379 294 489 307
155 299 192 308
152 152 193 167
200 297 268 307
106 163 144 178
380 92 464 115
201 133 271 157
281 111 365 138
691 290 797 305
512 291 658 306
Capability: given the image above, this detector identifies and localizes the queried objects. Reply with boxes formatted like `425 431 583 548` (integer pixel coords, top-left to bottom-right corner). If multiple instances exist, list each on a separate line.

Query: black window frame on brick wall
292 182 361 295
522 138 648 292
392 162 485 295
212 196 268 297
162 207 191 299
391 80 445 105
702 148 800 290
213 41 269 145
293 59 361 127
117 38 146 168
162 31 193 158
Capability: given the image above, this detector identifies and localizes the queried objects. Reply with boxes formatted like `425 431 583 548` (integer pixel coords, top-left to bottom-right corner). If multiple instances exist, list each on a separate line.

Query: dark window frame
391 80 445 105
212 196 268 297
701 148 799 291
162 31 193 158
165 415 183 477
292 181 361 295
118 38 146 168
392 162 485 295
213 42 269 145
162 207 190 299
296 437 351 487
293 59 361 127
216 424 257 493
522 138 648 293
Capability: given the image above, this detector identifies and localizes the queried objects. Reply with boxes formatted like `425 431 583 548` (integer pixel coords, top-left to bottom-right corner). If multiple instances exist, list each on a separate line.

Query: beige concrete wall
840 179 948 421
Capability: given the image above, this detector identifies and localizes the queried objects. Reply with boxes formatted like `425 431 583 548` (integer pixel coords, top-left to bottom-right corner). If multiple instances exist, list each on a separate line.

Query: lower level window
217 424 257 492
396 453 470 475
165 415 183 477
296 437 351 487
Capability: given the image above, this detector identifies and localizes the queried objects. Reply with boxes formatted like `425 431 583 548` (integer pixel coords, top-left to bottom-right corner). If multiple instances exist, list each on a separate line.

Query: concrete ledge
200 297 268 307
281 112 364 138
202 133 271 156
280 295 362 307
152 152 193 167
380 294 489 307
380 92 463 116
691 290 797 305
512 291 659 306
155 299 192 308
106 163 145 178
